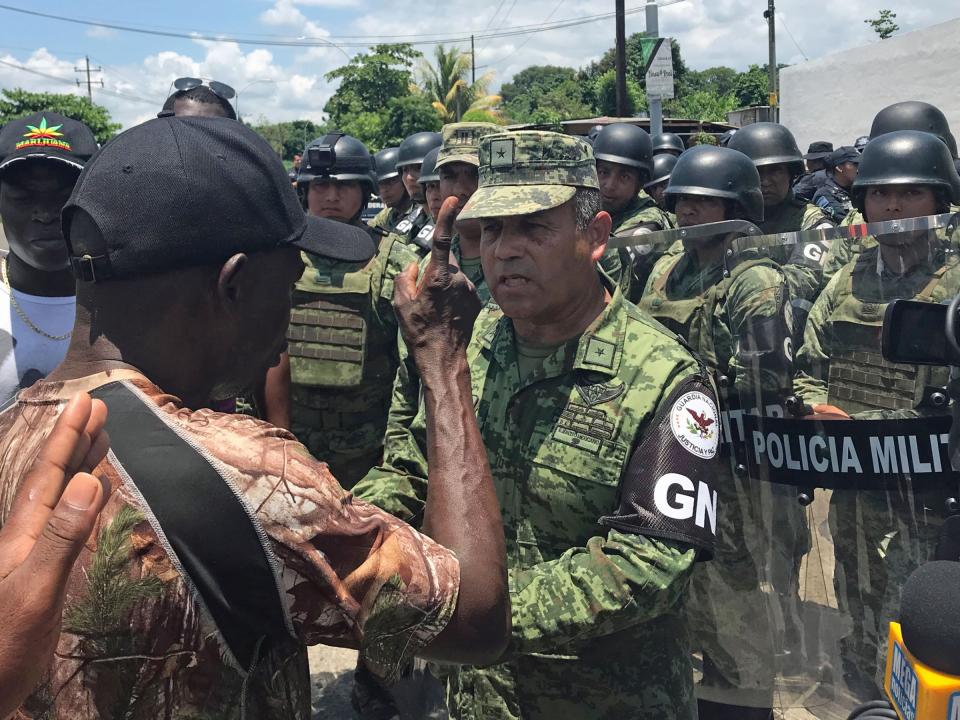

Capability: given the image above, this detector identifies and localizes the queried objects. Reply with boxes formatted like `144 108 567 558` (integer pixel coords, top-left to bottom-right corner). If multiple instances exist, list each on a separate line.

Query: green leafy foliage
249 118 327 161
865 9 899 39
0 88 120 145
500 66 592 124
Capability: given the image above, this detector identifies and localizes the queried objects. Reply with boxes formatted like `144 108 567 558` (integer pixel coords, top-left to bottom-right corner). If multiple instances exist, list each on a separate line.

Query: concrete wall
780 17 960 151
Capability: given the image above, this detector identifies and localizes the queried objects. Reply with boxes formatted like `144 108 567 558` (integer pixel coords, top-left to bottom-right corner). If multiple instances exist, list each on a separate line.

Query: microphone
883 561 960 720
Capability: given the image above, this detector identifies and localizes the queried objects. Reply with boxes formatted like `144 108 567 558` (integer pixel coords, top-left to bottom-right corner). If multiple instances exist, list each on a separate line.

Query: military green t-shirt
458 253 484 291
513 334 570 380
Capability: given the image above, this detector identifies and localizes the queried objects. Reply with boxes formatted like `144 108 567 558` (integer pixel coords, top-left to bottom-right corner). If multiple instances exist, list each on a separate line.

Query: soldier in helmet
793 141 833 202
593 123 675 299
263 132 419 488
794 130 960 698
638 145 796 719
652 131 685 157
586 123 605 145
395 131 443 255
853 135 870 152
813 146 860 224
368 146 413 236
644 153 678 211
821 101 960 286
414 146 441 245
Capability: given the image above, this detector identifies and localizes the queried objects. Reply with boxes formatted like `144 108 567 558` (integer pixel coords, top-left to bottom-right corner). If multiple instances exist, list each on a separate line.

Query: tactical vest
287 232 398 413
826 259 953 415
759 196 817 235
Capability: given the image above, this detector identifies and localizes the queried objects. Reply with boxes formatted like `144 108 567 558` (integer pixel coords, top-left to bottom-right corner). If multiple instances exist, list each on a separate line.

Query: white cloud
292 0 362 7
85 25 116 39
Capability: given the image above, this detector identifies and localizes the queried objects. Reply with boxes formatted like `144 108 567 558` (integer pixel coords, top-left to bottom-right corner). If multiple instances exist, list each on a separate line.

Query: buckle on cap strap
70 254 113 282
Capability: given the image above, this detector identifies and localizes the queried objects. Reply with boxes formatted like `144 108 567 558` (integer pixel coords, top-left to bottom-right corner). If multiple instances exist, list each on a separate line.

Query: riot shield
620 212 960 719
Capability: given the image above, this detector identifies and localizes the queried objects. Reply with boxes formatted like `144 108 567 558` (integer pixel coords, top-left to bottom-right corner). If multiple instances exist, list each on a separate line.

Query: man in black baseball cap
794 140 834 202
0 111 98 407
813 146 861 223
0 114 510 718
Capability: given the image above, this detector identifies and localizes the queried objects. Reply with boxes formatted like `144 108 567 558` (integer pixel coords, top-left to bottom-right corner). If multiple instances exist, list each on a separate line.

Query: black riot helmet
592 123 654 182
727 122 805 179
664 145 764 223
852 130 960 213
587 124 605 142
396 131 442 170
417 146 441 186
297 132 376 203
644 153 678 189
373 146 400 182
651 132 685 156
870 101 958 158
718 129 737 147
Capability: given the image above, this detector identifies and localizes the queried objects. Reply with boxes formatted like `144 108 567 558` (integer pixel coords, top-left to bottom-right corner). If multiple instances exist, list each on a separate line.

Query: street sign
645 38 675 100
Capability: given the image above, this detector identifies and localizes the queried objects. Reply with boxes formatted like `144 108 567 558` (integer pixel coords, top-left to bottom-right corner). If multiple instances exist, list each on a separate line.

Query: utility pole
646 0 662 135
615 0 627 117
74 56 103 102
763 0 778 121
471 35 476 84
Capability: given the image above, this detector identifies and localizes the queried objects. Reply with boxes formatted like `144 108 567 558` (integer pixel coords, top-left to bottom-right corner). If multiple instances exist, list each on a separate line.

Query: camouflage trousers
829 487 947 699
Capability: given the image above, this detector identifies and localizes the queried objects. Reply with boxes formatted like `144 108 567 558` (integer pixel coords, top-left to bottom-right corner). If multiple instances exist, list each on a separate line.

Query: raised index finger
428 196 462 281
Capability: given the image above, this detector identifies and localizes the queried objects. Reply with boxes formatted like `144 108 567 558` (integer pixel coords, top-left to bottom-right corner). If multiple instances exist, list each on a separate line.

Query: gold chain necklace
1 258 72 341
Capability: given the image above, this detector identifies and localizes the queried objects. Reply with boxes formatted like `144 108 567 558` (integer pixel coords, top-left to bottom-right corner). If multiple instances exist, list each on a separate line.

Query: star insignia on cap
490 138 515 168
23 117 64 140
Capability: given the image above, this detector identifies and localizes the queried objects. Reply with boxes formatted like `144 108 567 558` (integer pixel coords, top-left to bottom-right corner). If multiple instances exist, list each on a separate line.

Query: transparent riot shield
616 212 960 719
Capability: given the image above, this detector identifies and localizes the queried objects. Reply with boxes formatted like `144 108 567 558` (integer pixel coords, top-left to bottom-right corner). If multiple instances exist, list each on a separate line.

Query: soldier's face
0 160 77 272
674 195 727 228
424 180 443 221
597 160 641 213
307 179 364 222
400 164 424 202
865 185 939 246
479 199 610 324
378 175 407 208
758 164 792 207
648 180 669 207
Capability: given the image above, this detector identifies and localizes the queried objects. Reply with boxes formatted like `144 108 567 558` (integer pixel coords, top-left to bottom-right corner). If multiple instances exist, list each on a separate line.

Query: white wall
780 17 960 152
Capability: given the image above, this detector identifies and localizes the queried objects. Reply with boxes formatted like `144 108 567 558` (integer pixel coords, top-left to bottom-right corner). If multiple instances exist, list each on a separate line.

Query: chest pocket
519 425 630 565
287 270 372 389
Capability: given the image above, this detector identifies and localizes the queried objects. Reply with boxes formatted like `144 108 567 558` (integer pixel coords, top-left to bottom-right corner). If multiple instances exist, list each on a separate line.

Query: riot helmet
396 131 443 170
587 124 606 143
727 122 805 178
852 130 960 213
869 101 958 158
718 129 737 147
593 123 654 181
297 133 376 214
417 146 441 186
373 147 401 182
652 132 685 156
664 145 764 223
644 153 678 189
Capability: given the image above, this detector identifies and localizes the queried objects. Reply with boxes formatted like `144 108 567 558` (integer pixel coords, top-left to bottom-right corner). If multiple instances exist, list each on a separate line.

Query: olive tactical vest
826 256 956 415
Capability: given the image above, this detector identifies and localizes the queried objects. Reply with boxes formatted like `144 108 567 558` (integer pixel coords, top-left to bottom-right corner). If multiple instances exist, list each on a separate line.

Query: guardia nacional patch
670 390 719 460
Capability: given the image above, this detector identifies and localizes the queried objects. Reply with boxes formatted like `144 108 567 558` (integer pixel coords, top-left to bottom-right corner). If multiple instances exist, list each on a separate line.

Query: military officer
652 131 685 157
395 131 443 254
821 101 960 286
263 132 418 489
794 130 960 698
593 123 675 299
368 146 412 235
638 145 796 719
358 130 723 720
813 146 860 224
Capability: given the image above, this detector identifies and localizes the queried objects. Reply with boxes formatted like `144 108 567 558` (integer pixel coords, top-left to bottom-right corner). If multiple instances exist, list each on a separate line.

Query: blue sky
0 0 957 128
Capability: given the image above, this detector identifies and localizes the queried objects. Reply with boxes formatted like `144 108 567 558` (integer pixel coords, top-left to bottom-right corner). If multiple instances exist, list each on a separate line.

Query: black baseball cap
803 141 834 160
62 116 375 283
825 146 861 168
0 111 98 174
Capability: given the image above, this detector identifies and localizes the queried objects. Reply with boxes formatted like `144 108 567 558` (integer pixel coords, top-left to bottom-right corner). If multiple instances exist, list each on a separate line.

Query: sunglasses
170 77 236 101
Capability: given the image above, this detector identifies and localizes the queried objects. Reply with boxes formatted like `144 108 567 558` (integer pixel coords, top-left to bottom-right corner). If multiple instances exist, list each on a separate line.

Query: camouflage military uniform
288 224 418 489
600 190 677 302
639 248 797 709
759 194 834 305
370 203 434 257
794 242 960 692
358 130 724 720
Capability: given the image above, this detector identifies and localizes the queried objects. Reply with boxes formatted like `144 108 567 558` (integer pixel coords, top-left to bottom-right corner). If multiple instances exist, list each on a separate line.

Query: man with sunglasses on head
160 77 237 120
0 112 98 408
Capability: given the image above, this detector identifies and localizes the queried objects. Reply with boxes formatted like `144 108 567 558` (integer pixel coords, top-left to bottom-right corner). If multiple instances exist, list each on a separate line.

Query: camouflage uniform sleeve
368 206 391 232
504 362 700 657
793 270 845 406
821 234 858 288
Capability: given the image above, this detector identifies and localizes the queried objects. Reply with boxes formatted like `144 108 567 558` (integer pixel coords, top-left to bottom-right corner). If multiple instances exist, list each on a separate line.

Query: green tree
500 66 591 123
0 88 120 144
587 70 646 117
733 64 770 107
865 9 899 39
417 44 501 122
250 119 327 160
669 90 737 122
381 94 442 148
681 66 738 99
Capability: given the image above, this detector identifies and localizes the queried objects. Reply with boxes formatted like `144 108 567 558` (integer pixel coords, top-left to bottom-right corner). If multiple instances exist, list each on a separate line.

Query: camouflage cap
459 130 599 220
434 122 501 170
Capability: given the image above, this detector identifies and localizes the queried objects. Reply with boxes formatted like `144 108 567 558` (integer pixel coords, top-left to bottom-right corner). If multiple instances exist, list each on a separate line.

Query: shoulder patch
669 390 720 459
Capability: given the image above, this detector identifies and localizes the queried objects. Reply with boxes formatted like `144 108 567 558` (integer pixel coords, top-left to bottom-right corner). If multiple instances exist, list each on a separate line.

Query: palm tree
417 44 501 123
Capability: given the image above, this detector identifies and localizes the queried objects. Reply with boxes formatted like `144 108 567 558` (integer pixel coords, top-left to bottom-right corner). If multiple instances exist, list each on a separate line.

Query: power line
74 56 103 101
0 57 159 105
776 11 809 61
0 2 664 48
484 0 567 69
484 0 508 31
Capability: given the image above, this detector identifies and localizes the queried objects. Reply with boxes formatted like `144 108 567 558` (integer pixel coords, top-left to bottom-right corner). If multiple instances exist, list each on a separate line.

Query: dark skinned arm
261 352 292 429
393 197 509 665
